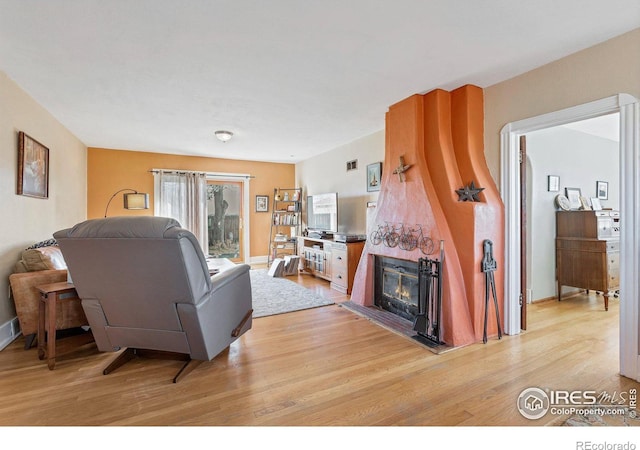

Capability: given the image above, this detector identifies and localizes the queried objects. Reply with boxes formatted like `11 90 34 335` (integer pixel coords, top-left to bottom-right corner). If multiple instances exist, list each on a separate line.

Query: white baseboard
0 317 21 351
250 255 268 265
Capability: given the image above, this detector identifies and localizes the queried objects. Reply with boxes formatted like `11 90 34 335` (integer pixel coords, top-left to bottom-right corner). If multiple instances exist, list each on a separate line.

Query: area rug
250 269 334 318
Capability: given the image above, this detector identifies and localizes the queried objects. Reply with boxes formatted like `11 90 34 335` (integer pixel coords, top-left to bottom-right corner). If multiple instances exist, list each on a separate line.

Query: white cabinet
298 237 364 294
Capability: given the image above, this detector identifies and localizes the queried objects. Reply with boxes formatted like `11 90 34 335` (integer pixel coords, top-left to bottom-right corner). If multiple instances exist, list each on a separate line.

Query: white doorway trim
500 93 640 381
205 173 251 265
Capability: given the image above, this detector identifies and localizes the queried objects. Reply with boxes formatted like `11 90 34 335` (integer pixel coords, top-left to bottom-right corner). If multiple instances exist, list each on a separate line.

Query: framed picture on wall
565 187 582 210
367 162 382 192
547 175 560 192
17 131 49 199
596 180 609 200
255 195 269 212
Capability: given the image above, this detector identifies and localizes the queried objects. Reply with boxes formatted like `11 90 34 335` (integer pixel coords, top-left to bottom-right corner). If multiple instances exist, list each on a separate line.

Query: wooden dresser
555 210 620 310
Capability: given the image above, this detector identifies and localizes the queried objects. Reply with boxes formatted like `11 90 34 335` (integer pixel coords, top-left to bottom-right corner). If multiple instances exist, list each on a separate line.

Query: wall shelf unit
267 187 302 267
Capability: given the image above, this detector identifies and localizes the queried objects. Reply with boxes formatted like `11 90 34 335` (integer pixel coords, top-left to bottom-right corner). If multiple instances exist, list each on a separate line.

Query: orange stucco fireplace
350 84 504 348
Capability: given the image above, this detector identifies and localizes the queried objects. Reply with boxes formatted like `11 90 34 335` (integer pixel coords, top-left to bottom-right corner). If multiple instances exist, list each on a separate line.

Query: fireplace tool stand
481 239 502 343
412 241 444 347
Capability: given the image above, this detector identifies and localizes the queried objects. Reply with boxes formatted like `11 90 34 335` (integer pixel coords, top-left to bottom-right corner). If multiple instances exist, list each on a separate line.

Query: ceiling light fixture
214 130 233 142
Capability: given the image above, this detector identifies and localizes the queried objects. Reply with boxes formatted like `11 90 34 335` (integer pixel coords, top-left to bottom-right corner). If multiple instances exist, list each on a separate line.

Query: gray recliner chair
54 216 252 382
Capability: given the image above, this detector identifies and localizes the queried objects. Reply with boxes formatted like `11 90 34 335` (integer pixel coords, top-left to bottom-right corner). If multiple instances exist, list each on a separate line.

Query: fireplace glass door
375 256 419 321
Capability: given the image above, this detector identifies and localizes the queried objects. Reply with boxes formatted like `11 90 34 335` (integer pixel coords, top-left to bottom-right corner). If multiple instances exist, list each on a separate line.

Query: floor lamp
104 189 149 217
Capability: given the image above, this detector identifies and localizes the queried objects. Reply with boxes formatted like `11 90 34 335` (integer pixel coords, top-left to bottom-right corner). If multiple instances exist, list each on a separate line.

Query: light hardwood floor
1 271 638 426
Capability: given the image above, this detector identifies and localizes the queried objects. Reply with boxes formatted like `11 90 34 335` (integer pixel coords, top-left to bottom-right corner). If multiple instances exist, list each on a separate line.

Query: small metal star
456 181 484 202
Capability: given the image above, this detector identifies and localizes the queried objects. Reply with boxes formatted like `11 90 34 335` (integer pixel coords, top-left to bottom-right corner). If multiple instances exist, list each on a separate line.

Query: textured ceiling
0 0 638 162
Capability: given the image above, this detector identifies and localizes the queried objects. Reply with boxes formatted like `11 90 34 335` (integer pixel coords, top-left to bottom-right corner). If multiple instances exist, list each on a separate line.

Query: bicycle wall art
370 222 436 255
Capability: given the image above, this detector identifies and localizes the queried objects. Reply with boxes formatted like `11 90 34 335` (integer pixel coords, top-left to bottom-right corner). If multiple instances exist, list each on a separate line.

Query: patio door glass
206 180 243 262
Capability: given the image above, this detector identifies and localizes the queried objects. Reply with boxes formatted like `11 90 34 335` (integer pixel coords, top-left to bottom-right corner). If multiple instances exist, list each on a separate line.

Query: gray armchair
54 216 252 382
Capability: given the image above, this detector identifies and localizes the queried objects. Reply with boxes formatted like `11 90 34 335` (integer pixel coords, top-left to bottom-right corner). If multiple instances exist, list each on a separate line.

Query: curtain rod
149 169 255 179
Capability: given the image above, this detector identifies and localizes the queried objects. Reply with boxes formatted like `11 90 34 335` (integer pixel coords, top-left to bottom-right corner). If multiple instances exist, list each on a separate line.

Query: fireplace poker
413 240 444 346
413 257 431 334
481 239 502 344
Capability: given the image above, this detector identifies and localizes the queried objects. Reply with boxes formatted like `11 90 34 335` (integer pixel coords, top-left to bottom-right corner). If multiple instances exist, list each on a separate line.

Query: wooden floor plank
0 272 638 427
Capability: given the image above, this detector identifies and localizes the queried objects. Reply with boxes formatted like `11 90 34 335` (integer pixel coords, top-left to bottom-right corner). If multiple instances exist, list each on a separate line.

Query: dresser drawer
331 267 348 288
331 249 347 270
607 250 620 288
331 249 347 288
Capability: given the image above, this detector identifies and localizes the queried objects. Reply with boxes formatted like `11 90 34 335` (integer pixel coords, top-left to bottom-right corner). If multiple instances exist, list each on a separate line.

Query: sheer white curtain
153 170 208 254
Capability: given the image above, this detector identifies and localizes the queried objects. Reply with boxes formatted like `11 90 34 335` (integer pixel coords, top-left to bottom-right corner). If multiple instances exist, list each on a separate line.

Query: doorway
524 113 620 306
207 179 244 263
500 93 640 381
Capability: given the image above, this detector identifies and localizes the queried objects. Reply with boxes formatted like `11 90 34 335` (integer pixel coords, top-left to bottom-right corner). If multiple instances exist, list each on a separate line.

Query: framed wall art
367 162 382 192
17 131 49 199
565 187 582 210
547 175 560 192
596 180 608 200
255 195 269 212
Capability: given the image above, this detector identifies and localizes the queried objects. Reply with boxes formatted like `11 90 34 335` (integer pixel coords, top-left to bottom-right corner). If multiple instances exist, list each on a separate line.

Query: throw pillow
21 246 67 271
26 238 58 250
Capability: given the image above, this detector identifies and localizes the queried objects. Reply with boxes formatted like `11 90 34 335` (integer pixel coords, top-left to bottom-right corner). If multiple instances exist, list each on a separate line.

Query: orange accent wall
87 147 295 258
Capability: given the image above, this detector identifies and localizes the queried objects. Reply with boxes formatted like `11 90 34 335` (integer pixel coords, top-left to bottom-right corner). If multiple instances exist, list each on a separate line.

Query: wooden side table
36 282 83 370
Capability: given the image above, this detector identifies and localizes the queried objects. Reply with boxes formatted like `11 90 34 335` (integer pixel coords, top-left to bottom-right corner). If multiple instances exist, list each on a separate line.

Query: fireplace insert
374 256 419 322
374 254 443 347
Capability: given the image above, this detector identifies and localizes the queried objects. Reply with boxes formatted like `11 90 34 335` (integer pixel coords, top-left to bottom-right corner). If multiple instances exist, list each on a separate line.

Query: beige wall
295 130 385 235
0 71 87 329
484 28 640 183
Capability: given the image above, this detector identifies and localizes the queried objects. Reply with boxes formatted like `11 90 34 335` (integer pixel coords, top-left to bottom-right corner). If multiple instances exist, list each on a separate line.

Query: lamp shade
123 192 149 210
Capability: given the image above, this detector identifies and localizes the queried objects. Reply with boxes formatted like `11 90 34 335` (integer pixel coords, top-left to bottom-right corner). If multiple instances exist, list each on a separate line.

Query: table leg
37 295 46 360
46 293 57 370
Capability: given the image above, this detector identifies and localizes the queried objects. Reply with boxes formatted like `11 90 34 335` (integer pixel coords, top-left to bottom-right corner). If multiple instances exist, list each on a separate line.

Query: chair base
103 348 203 383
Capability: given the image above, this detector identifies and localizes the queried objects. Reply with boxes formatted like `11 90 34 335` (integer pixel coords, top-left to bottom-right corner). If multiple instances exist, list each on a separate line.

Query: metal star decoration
456 181 484 202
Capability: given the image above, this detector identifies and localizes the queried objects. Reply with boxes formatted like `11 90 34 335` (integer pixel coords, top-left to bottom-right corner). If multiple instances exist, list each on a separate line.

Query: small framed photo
255 195 269 212
565 187 582 210
17 131 49 199
367 162 382 192
579 196 591 210
591 197 603 211
596 181 609 200
547 175 560 192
